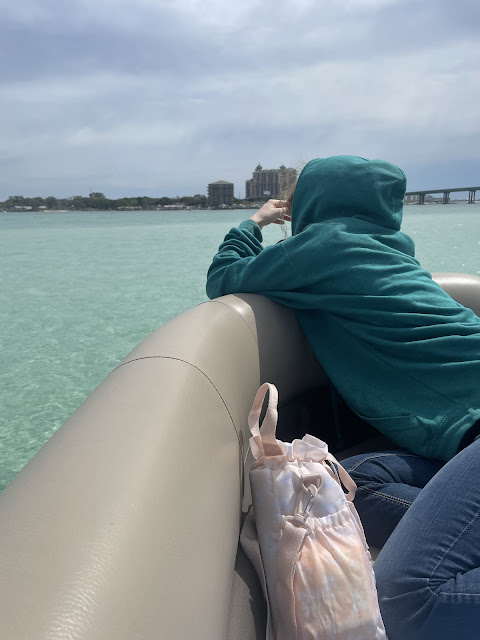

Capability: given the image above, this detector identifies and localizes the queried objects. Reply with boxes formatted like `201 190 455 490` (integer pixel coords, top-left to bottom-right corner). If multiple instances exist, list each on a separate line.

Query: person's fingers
273 211 292 225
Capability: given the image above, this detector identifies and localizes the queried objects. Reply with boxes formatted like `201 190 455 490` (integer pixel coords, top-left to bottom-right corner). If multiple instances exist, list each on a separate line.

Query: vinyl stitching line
111 355 241 445
206 299 259 345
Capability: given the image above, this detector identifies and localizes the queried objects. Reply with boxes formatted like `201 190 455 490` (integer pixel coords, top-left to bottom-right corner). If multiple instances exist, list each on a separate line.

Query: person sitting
206 155 480 640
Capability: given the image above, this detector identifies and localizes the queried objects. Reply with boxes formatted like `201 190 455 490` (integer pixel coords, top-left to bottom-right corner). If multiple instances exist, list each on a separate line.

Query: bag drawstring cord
283 478 320 536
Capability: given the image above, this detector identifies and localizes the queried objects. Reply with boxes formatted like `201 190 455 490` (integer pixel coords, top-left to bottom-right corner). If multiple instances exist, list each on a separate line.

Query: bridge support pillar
468 190 476 204
419 193 425 205
442 192 450 204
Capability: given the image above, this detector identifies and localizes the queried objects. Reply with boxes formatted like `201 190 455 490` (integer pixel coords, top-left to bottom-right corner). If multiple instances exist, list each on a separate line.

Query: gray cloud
3 0 478 82
0 0 479 197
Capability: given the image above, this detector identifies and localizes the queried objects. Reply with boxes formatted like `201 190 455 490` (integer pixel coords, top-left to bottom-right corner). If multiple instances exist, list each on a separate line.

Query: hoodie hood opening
291 156 407 235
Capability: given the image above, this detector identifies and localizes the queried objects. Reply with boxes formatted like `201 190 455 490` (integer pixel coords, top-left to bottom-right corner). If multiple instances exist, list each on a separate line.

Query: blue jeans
341 437 480 640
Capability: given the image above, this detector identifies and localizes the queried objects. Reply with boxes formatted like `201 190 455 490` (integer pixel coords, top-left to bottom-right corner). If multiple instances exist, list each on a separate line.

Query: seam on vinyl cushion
112 355 241 445
205 299 259 346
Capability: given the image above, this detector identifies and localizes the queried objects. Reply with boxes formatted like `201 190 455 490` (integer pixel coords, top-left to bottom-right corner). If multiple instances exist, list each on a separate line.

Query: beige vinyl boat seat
0 273 479 640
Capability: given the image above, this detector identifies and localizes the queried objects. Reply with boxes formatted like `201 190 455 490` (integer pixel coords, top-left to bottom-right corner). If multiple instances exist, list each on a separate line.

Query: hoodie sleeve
205 219 323 308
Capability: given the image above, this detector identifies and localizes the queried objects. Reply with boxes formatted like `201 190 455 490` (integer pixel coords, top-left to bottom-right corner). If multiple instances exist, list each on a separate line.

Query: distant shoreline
1 201 478 214
0 206 260 213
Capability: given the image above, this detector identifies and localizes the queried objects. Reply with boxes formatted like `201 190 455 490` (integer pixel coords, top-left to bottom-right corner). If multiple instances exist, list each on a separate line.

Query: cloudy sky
0 0 479 198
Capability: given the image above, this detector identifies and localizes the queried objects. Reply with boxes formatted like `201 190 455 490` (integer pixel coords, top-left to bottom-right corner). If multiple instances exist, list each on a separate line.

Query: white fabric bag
240 383 387 640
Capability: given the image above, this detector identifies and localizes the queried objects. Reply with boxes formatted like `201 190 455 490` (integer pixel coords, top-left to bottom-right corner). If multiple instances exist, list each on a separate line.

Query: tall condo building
207 180 234 207
245 164 297 200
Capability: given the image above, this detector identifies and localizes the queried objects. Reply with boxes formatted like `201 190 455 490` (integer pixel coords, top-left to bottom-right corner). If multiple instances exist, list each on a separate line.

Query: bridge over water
405 186 479 204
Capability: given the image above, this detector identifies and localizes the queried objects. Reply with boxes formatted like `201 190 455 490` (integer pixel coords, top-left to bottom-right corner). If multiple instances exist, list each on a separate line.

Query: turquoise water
1 206 480 489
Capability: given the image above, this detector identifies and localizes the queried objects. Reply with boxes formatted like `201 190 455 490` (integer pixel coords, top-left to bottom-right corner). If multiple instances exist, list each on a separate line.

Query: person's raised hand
249 199 291 230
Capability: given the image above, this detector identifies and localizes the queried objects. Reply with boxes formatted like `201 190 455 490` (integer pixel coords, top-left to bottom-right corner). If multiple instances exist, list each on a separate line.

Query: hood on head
291 156 407 235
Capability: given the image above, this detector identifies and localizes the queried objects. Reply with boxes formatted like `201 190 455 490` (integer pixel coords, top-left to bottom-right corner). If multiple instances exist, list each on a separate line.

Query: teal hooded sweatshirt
206 156 480 461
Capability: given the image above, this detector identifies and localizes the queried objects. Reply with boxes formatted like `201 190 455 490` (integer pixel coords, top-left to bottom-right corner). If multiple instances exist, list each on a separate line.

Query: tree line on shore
0 192 213 211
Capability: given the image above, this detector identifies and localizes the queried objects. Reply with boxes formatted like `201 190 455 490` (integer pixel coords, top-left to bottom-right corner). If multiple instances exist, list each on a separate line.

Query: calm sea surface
1 205 480 489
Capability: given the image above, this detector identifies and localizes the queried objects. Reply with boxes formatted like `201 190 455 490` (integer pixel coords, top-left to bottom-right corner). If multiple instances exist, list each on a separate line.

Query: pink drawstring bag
240 383 387 640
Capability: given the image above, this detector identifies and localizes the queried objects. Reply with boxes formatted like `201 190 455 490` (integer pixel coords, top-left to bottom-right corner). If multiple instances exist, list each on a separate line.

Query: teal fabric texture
206 156 480 461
